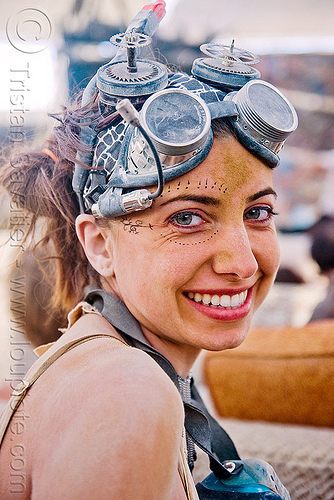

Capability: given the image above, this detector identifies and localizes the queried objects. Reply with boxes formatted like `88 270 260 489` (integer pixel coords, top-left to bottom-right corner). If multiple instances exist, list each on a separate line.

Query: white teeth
202 294 211 305
220 295 231 307
187 290 248 309
230 294 240 307
211 295 220 306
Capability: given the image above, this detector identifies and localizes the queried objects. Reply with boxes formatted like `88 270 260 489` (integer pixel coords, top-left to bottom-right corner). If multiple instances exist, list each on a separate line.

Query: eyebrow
246 188 277 203
160 188 277 208
160 194 221 207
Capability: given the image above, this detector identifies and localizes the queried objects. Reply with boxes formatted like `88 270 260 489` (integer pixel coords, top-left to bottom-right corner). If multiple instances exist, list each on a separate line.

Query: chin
197 324 250 352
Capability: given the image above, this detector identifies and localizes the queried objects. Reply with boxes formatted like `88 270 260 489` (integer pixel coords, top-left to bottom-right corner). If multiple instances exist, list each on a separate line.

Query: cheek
254 228 280 280
158 244 209 297
114 238 146 281
111 233 172 293
113 231 206 297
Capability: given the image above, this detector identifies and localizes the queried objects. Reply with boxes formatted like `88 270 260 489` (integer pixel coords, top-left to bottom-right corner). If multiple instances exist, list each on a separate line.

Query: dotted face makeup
160 179 227 195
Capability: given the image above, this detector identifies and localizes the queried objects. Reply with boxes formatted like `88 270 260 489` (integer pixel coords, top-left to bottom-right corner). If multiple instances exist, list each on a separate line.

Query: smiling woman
0 2 297 499
88 137 280 371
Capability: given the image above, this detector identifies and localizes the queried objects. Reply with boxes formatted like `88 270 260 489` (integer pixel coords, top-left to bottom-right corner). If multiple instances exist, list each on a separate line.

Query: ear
76 214 115 277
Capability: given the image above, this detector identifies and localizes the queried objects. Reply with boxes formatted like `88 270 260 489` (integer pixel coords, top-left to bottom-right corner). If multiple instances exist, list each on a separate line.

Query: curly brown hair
0 93 104 314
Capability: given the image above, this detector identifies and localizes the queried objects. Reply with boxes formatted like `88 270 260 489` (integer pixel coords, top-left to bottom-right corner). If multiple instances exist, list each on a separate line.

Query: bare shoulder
49 331 183 411
19 331 185 499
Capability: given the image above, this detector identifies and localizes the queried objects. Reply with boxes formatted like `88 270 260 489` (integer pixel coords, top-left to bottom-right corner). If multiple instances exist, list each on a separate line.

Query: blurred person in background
308 215 334 322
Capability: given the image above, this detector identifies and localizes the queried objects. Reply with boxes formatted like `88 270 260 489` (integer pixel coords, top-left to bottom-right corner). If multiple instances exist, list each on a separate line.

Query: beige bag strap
178 428 200 500
0 332 126 447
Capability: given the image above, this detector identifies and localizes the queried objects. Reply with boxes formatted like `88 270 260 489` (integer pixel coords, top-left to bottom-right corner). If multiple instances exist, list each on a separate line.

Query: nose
211 226 258 280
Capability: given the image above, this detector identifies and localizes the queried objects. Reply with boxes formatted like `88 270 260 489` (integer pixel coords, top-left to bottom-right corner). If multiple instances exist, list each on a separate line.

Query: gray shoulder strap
0 332 126 447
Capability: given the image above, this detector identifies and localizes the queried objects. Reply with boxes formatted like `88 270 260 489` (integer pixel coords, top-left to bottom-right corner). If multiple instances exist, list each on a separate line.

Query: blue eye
170 211 204 228
244 206 277 222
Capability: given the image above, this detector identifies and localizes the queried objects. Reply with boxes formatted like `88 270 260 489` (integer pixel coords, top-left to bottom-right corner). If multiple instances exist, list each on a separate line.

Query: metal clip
12 380 29 397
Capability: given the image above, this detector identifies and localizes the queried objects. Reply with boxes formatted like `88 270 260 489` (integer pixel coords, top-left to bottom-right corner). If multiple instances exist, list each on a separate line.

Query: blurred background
0 0 333 385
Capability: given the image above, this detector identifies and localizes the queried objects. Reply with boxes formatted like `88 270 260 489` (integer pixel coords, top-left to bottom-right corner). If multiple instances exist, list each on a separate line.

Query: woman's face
101 136 280 374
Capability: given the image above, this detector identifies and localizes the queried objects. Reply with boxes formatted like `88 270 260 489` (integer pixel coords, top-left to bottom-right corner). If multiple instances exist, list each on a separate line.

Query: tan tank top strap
0 332 127 447
178 427 200 500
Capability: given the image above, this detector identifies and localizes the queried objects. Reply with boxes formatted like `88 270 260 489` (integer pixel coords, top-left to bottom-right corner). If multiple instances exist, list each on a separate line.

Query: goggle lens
141 88 211 155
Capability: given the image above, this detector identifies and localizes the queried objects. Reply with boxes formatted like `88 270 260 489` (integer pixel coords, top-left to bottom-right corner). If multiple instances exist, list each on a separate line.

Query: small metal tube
121 189 153 212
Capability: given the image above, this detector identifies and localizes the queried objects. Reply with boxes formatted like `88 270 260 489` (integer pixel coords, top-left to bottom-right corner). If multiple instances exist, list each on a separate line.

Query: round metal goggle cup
228 80 298 153
140 88 212 156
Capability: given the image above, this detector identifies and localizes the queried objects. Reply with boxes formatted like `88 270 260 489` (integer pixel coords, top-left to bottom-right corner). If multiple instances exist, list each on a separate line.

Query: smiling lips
187 290 248 309
185 288 251 321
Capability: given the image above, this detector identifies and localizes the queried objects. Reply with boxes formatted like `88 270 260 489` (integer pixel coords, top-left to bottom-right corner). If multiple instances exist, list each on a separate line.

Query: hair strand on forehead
211 118 237 140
